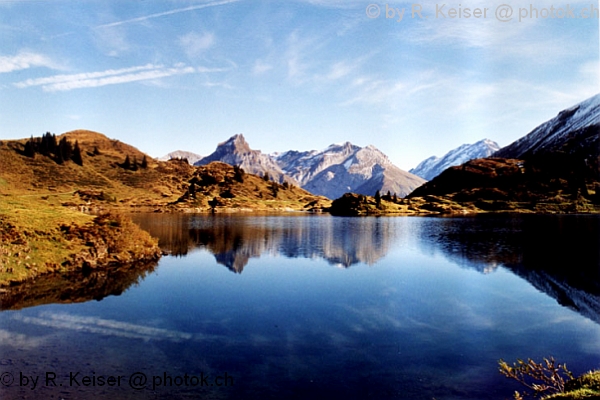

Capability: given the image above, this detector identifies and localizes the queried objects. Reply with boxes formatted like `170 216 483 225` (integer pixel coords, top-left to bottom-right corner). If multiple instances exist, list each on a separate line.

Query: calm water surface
1 214 599 399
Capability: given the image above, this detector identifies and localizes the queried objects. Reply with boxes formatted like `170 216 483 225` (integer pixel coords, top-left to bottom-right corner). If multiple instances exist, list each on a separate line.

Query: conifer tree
72 141 83 166
375 190 381 207
122 155 131 170
24 136 35 157
58 136 72 162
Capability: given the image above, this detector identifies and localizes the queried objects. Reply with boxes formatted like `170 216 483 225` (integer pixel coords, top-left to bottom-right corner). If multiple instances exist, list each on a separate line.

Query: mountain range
163 135 503 200
409 139 500 181
158 150 203 165
494 93 600 160
408 93 600 213
193 135 426 199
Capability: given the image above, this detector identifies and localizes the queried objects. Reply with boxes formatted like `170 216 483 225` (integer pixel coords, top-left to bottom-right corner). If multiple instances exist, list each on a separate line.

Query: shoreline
1 191 598 288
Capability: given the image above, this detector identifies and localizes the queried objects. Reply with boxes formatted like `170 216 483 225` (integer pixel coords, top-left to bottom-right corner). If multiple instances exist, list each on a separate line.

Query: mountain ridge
410 139 500 181
494 94 600 159
190 134 425 199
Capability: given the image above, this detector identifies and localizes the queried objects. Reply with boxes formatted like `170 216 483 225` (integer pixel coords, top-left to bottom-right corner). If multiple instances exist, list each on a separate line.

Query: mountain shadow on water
418 214 600 324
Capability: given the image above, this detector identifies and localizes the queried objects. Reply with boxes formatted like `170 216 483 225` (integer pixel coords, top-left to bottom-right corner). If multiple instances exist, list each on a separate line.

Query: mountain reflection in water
132 213 600 325
131 214 399 271
418 215 600 324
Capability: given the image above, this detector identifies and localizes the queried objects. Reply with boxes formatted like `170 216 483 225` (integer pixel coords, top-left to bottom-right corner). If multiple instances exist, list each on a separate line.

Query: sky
0 0 598 170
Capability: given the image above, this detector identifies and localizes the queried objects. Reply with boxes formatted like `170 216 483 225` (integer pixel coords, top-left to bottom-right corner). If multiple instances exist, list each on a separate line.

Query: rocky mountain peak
222 134 251 154
195 134 293 184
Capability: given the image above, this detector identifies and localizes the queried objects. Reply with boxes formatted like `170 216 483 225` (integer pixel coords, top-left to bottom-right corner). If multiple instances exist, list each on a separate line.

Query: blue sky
0 0 598 170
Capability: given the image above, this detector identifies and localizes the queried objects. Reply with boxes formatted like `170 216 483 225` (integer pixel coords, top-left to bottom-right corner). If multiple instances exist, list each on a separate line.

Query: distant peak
226 133 246 143
218 134 251 152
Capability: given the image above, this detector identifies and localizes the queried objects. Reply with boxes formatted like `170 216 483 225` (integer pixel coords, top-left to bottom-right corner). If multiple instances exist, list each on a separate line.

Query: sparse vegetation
499 357 600 400
499 357 574 399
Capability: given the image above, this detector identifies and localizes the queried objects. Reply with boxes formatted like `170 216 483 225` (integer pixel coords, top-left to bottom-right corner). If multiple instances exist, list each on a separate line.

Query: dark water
1 214 599 399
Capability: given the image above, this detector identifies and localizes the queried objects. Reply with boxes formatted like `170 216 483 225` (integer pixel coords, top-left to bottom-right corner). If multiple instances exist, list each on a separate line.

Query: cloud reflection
13 312 192 342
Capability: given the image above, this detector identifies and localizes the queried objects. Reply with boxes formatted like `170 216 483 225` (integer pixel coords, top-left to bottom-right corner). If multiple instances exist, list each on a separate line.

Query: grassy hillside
0 130 196 209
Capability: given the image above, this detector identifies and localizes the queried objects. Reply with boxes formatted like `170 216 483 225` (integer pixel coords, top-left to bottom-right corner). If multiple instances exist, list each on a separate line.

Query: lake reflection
0 214 599 400
132 214 401 270
133 213 600 324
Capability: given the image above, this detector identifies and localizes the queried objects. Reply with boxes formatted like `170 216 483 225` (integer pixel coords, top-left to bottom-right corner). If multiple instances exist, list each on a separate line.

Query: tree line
23 132 83 166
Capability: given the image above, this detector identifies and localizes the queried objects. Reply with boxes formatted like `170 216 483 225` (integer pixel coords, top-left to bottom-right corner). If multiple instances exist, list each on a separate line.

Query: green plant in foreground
499 357 574 399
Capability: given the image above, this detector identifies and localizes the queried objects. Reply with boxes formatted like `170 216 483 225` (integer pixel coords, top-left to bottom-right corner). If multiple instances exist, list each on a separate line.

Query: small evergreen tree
375 190 381 208
72 141 83 166
141 155 148 169
122 155 131 170
233 165 245 183
263 172 270 182
24 136 35 157
58 136 72 163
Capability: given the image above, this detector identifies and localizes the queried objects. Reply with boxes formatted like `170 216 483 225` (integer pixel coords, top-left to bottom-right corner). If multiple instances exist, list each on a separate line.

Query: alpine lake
1 213 599 400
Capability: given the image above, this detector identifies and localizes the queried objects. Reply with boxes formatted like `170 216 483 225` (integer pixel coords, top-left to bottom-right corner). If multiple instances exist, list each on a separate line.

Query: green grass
0 195 93 283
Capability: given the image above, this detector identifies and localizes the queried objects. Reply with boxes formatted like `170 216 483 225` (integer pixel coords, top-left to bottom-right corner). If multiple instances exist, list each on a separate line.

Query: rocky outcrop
59 213 161 269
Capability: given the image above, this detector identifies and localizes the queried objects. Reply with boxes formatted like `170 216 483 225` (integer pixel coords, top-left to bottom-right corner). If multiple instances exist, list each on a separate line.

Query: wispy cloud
179 31 216 58
95 0 242 29
0 51 59 73
252 59 273 75
13 63 229 92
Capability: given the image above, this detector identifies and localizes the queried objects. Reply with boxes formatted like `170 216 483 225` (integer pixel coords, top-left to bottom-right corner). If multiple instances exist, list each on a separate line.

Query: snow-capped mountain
186 134 424 199
194 134 293 184
275 142 425 199
158 150 203 165
410 139 500 181
494 93 600 159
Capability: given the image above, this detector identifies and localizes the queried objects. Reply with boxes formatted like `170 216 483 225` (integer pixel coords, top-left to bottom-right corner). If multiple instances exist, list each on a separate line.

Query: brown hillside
172 161 330 212
407 157 600 213
61 129 148 159
0 130 196 208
